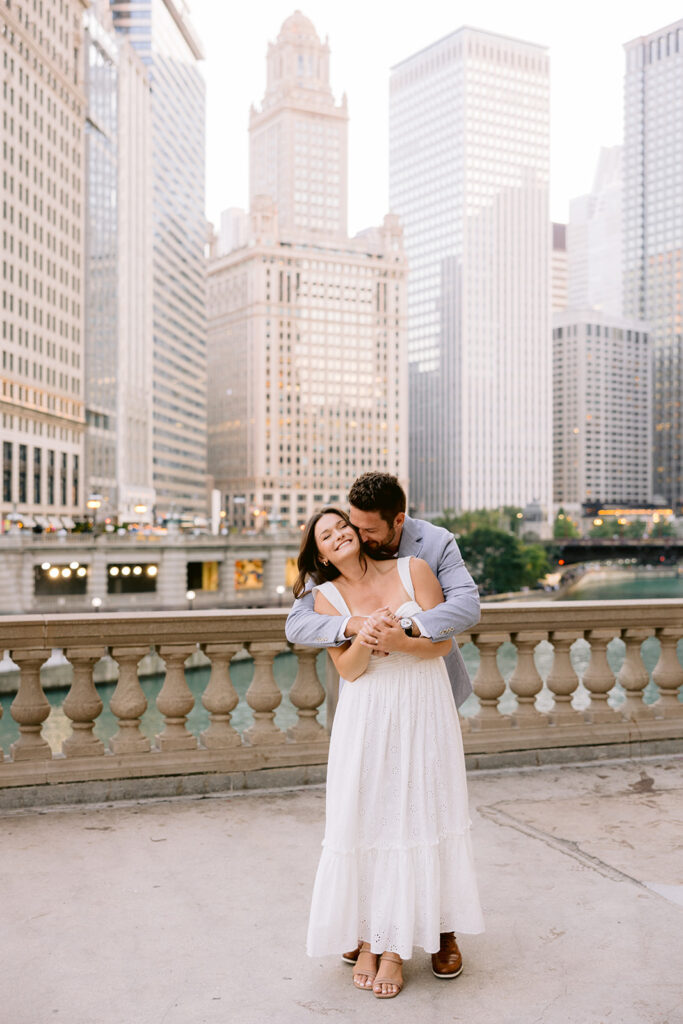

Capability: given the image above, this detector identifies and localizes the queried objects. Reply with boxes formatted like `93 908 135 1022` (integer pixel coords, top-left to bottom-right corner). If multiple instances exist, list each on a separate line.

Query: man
285 471 480 979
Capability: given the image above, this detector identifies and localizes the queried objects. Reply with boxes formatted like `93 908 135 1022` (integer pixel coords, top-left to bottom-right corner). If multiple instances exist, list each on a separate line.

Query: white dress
306 557 484 960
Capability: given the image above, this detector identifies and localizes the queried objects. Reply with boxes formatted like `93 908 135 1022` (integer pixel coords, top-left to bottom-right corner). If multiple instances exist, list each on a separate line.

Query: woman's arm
313 590 373 681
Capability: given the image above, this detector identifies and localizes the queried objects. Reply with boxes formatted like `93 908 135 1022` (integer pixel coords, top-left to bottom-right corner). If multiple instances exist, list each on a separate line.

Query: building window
60 452 67 506
2 441 12 503
72 452 79 507
33 447 42 504
47 449 55 505
18 443 27 503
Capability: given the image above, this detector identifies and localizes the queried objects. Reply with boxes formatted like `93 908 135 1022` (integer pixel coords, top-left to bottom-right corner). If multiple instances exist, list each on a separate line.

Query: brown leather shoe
431 932 463 978
342 945 361 965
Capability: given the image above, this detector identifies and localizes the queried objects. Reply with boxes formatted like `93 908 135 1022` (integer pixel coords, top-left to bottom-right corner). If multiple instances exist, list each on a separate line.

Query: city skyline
191 0 683 234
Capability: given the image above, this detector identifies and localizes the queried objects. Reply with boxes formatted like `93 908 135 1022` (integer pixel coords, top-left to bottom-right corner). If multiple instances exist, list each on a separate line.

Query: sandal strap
379 952 402 965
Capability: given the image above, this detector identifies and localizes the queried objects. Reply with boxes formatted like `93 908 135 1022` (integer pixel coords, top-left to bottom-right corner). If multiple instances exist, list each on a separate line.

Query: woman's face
314 512 360 566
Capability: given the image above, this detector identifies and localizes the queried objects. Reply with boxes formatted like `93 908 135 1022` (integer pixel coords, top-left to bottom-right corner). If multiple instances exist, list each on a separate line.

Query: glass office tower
623 21 683 508
110 0 207 518
390 27 551 516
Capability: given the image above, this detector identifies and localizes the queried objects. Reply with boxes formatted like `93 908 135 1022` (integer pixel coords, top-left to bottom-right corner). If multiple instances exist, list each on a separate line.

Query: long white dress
306 557 484 960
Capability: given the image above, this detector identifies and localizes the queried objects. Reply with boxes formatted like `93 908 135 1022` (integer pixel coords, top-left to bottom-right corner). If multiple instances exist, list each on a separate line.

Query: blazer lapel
398 515 424 558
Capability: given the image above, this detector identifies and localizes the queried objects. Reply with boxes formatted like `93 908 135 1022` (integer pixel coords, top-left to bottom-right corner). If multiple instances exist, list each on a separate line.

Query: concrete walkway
2 757 682 1024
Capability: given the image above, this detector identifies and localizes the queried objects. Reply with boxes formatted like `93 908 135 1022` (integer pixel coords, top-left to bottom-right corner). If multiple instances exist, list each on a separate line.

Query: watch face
399 618 412 633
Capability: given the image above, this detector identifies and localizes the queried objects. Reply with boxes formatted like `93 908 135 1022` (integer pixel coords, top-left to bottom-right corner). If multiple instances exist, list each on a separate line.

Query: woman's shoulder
405 556 436 582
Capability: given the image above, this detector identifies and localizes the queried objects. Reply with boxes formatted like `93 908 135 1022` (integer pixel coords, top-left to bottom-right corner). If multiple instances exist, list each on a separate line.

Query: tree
650 519 676 539
553 508 580 539
624 519 646 540
457 527 548 594
521 543 551 586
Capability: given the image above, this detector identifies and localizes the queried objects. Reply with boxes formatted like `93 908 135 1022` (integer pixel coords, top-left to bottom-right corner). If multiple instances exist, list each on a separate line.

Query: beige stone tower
249 11 348 240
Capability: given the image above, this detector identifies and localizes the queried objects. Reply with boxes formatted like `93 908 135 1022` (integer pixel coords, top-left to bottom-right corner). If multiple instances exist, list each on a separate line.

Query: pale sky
190 0 682 234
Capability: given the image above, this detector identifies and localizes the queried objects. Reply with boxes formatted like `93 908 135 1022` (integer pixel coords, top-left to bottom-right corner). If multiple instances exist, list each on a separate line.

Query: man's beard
362 527 398 560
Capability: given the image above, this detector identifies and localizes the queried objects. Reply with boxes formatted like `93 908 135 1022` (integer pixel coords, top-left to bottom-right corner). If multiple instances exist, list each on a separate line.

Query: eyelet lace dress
306 557 484 960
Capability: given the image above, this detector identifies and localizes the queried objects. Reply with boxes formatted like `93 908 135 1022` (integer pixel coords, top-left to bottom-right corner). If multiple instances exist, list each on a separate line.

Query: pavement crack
478 802 652 891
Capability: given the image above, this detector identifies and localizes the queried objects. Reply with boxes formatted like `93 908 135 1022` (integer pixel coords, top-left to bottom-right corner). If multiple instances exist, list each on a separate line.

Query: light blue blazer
285 516 479 707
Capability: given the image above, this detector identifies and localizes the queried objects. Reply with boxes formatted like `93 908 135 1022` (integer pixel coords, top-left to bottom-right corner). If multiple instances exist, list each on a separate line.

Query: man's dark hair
348 472 406 526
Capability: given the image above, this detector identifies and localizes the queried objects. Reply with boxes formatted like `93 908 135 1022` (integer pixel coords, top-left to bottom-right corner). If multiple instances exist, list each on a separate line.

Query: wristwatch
399 617 413 637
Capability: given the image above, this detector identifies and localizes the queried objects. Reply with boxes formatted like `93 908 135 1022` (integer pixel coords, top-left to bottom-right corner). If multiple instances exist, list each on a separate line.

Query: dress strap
396 556 415 601
313 580 351 616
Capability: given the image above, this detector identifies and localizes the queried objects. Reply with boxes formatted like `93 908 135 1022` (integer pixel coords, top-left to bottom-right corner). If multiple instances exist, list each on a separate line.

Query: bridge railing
0 601 681 796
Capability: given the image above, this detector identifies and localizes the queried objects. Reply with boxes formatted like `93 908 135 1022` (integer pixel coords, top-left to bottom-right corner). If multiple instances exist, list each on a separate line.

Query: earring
321 558 328 566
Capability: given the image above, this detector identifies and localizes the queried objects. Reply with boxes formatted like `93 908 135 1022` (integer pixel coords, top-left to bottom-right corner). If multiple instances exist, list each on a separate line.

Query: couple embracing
285 472 484 1000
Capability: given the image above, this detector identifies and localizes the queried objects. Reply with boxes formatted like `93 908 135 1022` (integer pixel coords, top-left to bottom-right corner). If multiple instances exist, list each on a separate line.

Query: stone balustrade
0 601 681 799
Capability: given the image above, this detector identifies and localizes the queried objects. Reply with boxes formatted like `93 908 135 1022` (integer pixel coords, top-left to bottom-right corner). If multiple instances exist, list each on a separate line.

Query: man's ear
394 512 406 529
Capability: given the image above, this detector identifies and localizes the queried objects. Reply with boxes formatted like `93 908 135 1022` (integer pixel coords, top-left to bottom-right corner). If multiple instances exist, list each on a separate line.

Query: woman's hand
359 609 408 654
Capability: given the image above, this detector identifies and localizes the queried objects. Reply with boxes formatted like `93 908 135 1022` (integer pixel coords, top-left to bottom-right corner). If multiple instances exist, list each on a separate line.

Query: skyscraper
390 27 551 517
1 0 88 530
249 13 348 240
84 2 154 523
568 146 622 316
623 21 683 507
553 311 651 511
110 0 207 519
551 223 568 314
207 13 407 530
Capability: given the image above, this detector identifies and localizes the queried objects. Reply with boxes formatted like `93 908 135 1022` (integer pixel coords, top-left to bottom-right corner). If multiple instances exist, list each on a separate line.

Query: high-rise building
249 13 348 241
1 0 88 530
552 311 651 510
568 146 622 316
551 223 568 313
207 13 407 530
83 2 154 523
623 21 683 508
217 207 247 257
390 27 551 517
110 0 207 520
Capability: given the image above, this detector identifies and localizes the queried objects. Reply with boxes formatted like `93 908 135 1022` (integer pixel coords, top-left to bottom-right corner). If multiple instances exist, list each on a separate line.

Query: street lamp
86 494 102 530
91 597 102 613
276 584 285 607
186 589 196 611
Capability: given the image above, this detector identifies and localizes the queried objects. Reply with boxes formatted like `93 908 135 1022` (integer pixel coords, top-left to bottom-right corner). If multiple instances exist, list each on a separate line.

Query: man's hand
359 608 407 654
344 615 370 638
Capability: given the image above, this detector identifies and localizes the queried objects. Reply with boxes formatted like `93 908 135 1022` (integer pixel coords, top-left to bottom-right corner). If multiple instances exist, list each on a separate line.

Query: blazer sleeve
285 586 349 648
416 532 480 640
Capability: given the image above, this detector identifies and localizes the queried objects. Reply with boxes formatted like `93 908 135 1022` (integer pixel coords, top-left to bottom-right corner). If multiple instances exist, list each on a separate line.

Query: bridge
549 537 681 566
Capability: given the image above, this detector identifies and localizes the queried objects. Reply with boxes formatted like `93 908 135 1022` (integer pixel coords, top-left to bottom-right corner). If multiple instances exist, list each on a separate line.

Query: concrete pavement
2 756 682 1024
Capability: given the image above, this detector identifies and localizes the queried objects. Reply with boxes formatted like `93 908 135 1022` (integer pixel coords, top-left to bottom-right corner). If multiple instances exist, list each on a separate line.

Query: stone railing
0 601 682 799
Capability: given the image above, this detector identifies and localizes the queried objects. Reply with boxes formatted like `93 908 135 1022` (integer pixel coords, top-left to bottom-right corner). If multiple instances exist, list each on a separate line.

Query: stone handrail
0 601 682 795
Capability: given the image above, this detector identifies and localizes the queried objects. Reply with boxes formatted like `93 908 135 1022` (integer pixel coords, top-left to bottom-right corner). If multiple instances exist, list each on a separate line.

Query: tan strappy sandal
352 942 378 991
373 951 403 998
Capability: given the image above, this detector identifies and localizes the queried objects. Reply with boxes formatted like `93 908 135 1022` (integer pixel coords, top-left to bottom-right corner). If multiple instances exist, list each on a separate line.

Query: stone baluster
0 694 3 761
63 647 106 757
651 629 683 717
109 646 151 754
244 642 285 745
200 643 243 749
10 649 52 761
547 632 580 726
618 628 654 720
583 630 618 724
287 646 327 742
155 645 198 751
470 634 510 730
509 632 547 727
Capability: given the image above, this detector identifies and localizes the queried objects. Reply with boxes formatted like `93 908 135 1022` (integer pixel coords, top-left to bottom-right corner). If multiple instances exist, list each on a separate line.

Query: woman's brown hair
292 507 363 599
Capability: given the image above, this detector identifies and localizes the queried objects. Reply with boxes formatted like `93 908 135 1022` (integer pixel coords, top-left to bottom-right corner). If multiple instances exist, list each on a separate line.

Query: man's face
349 506 405 555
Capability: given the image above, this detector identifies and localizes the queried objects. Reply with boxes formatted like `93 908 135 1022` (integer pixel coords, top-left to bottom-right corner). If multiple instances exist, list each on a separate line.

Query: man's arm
285 588 367 648
411 534 480 641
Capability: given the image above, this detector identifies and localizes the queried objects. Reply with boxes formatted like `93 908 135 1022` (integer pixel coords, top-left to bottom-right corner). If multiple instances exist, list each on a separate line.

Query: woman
297 508 484 999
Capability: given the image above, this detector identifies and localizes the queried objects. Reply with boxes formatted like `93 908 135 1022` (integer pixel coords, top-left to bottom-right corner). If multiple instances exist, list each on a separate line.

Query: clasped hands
357 607 407 655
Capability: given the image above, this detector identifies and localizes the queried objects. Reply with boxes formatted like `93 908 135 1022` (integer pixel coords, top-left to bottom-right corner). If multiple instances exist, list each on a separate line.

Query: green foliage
433 506 523 536
650 519 676 538
553 508 580 539
623 519 646 540
457 527 549 595
589 520 619 538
